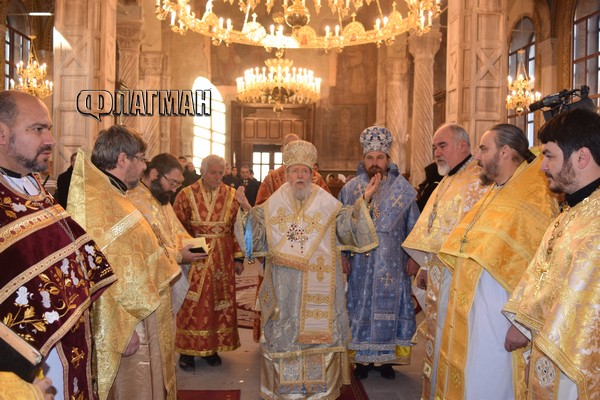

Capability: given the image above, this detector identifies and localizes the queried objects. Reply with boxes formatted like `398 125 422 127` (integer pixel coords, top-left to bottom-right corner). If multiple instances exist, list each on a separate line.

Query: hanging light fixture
155 0 441 52
10 37 53 99
236 51 321 113
506 49 540 115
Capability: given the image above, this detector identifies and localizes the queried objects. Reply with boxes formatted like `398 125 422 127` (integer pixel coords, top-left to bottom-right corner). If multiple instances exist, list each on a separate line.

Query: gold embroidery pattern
0 206 60 253
100 210 144 250
271 208 291 231
309 256 328 282
535 357 556 387
71 347 84 369
2 255 91 343
0 234 90 304
305 309 328 319
457 290 469 307
305 294 329 304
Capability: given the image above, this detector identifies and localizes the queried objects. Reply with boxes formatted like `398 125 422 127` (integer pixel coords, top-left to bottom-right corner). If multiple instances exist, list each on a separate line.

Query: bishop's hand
235 186 252 211
363 172 381 203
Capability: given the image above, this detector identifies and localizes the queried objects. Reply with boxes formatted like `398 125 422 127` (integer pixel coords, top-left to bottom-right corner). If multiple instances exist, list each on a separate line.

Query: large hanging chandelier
10 40 53 99
155 0 442 52
236 52 321 112
506 49 540 115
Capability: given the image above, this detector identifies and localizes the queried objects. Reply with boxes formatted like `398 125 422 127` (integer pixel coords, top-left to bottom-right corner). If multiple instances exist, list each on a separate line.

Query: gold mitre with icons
283 140 317 169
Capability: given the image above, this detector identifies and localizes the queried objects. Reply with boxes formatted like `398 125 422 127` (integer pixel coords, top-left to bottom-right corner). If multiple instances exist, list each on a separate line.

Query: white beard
291 183 313 201
437 161 449 176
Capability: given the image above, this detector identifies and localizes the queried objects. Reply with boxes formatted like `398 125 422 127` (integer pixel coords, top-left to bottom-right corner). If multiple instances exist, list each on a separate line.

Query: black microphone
528 90 568 112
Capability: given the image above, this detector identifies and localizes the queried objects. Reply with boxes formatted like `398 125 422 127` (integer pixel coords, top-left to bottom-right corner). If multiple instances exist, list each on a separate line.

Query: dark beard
9 135 52 172
367 165 387 179
478 154 500 186
150 177 172 205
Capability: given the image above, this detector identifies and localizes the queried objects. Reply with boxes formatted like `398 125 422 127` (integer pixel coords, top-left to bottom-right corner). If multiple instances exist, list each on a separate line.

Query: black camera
528 85 595 121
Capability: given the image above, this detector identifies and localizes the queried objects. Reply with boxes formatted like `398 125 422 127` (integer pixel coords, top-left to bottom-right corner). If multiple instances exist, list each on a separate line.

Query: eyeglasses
130 154 147 163
161 174 183 189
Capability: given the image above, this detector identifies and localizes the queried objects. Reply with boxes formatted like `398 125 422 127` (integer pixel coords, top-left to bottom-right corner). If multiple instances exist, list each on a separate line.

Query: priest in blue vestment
339 126 420 380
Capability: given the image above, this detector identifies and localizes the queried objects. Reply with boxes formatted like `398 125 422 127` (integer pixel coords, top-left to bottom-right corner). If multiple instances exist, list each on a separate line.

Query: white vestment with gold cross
235 183 378 400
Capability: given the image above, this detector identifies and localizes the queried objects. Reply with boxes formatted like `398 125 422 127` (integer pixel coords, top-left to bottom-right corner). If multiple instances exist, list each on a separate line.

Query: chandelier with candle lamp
506 49 540 115
10 39 53 99
155 0 442 52
236 52 321 112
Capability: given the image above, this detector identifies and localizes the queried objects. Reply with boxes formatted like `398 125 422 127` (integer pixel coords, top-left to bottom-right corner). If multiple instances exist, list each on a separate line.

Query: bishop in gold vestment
68 150 179 400
435 126 559 400
402 155 487 399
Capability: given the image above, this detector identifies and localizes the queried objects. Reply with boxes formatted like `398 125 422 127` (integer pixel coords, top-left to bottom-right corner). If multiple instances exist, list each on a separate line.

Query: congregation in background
0 88 598 400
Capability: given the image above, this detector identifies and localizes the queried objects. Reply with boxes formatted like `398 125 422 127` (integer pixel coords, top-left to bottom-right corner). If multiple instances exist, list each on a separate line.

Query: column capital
408 28 442 61
117 20 143 51
387 57 410 83
140 51 164 77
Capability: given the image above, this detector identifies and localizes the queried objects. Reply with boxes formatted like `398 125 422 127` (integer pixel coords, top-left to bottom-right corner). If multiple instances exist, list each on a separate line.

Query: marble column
408 28 442 186
139 51 164 156
116 18 142 133
445 0 507 148
386 40 410 174
53 0 117 174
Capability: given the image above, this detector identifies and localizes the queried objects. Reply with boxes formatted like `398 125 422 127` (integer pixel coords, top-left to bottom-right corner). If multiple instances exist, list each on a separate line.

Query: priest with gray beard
234 139 381 400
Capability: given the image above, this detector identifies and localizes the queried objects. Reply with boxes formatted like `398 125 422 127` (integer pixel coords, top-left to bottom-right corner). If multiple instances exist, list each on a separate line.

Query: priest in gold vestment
235 140 380 400
504 109 600 400
68 126 180 400
402 124 488 400
127 154 207 315
173 154 244 370
435 124 559 400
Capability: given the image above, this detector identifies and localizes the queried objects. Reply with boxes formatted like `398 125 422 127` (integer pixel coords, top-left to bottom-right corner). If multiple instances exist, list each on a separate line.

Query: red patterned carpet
339 375 369 400
178 389 240 400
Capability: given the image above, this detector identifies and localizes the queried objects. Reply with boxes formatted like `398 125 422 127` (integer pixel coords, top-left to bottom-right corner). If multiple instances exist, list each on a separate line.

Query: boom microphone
528 90 568 112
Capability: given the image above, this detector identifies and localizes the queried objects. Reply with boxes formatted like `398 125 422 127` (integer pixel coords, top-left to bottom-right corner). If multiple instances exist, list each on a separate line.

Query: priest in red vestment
173 154 244 371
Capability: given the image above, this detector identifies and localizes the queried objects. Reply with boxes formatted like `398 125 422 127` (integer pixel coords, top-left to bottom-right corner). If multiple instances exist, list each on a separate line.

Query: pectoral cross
427 209 437 232
459 236 468 253
535 261 549 293
379 272 394 289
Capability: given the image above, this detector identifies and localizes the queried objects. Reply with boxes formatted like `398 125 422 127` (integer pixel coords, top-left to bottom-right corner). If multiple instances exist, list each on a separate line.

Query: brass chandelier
155 0 442 52
236 52 321 112
506 49 540 115
10 40 53 99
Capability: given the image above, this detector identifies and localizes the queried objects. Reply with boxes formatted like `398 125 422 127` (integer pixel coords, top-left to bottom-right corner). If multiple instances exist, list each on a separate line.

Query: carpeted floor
339 375 369 400
178 389 241 400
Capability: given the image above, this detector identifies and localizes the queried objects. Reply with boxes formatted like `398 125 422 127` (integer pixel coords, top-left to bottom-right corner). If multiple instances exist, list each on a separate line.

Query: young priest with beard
128 153 207 313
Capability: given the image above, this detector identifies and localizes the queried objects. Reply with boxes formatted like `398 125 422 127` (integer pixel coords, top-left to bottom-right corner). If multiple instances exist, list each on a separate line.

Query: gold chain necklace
535 205 576 293
459 184 504 253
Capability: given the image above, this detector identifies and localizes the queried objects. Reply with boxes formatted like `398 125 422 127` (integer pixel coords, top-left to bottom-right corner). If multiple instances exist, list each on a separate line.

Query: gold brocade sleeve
68 149 175 400
0 372 44 400
439 157 559 292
